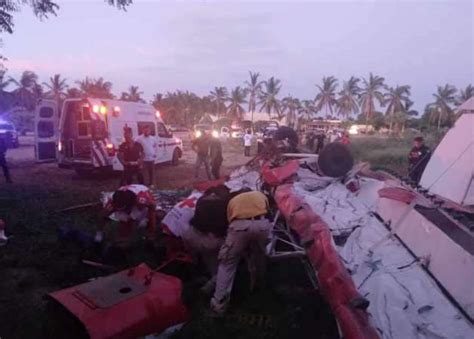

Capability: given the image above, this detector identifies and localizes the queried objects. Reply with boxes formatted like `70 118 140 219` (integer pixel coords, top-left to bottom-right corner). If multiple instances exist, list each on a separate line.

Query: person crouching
95 184 156 246
210 190 272 315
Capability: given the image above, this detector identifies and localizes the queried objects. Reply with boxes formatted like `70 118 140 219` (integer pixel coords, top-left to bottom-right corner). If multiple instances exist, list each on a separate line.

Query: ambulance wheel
172 148 181 166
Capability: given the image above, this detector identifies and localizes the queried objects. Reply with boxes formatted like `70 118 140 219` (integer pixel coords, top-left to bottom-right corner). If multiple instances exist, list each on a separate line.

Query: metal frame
266 211 319 290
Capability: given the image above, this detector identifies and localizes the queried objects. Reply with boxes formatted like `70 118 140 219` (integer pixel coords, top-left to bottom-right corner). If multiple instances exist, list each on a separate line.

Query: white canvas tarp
292 170 474 338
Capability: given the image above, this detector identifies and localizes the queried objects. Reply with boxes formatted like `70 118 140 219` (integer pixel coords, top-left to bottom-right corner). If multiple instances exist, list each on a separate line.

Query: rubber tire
318 142 354 177
172 148 181 166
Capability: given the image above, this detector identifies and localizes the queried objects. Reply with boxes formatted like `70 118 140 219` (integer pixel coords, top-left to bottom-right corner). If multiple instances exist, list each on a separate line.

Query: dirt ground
0 136 337 339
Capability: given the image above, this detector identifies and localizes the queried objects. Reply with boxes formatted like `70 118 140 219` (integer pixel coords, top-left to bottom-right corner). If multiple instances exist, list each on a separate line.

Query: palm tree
282 96 301 128
43 74 68 112
314 76 338 117
66 87 81 98
11 70 41 110
360 73 385 125
227 87 248 120
337 76 360 119
259 77 282 118
430 84 457 130
456 84 474 105
209 87 228 117
76 77 114 98
121 85 145 102
0 70 16 113
299 99 316 121
0 70 13 93
384 85 411 132
245 71 263 122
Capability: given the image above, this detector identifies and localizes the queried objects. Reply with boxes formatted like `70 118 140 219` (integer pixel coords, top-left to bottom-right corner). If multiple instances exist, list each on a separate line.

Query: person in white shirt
243 129 252 157
136 125 158 187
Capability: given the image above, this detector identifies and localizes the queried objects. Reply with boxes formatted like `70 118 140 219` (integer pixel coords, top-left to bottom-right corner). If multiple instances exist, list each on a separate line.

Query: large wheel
318 142 354 177
172 148 181 166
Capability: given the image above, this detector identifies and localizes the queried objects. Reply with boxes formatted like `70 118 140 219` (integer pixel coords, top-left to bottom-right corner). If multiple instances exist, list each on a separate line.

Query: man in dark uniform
0 136 12 183
118 128 144 185
209 137 223 180
408 136 431 184
315 132 326 154
192 131 212 180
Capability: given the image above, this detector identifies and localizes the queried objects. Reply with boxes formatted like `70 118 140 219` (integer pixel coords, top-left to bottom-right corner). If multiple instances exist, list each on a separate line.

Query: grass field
350 132 442 175
0 140 338 339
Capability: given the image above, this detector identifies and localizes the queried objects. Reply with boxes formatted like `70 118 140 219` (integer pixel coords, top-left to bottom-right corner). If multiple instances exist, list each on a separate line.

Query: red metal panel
49 263 188 339
262 160 300 186
274 184 380 339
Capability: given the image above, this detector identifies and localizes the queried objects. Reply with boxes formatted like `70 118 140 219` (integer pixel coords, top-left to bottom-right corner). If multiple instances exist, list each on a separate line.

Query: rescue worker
408 136 431 184
192 130 212 180
136 125 157 188
209 136 223 179
243 129 252 156
118 127 144 185
0 136 12 183
161 186 232 293
211 190 272 315
315 131 326 154
94 184 156 245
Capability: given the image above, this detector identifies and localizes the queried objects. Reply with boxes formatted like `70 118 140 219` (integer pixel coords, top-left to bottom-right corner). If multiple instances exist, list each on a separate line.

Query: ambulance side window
137 122 156 136
156 123 169 138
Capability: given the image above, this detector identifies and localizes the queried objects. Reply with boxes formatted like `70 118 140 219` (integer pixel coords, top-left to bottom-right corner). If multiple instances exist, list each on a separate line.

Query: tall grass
350 132 443 175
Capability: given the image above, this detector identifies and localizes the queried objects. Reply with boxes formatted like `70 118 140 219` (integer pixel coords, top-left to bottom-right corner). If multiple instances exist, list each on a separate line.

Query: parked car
169 125 190 133
193 124 216 139
0 121 20 148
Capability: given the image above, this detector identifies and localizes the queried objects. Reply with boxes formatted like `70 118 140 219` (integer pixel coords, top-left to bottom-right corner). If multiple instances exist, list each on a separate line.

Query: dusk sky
1 0 473 113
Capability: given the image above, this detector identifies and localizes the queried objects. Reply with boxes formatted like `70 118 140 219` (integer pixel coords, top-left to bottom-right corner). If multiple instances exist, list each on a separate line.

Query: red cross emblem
179 197 197 208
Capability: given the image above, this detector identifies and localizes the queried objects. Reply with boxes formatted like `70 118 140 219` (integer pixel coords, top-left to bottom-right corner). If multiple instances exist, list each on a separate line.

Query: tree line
0 69 472 132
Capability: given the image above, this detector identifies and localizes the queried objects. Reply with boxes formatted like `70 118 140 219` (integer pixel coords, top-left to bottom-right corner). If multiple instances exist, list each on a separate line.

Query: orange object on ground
49 263 188 339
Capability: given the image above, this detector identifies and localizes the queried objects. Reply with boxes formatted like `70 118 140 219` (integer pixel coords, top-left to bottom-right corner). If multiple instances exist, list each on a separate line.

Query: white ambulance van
34 98 183 175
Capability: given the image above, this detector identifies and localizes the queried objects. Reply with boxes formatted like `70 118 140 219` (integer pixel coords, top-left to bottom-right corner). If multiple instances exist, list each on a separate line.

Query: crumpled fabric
292 172 474 339
225 167 261 192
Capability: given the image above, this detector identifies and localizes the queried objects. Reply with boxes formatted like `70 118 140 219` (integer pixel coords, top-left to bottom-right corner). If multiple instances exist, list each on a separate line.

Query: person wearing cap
408 136 431 184
210 190 272 315
95 184 156 245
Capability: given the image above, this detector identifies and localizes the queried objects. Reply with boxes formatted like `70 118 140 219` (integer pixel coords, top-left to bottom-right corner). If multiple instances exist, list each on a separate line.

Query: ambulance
34 98 183 175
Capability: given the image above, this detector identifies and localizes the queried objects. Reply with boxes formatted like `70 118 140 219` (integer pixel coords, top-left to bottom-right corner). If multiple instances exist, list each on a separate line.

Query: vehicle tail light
106 143 115 156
